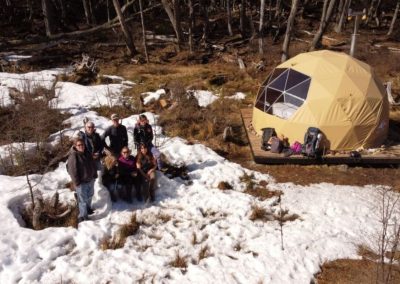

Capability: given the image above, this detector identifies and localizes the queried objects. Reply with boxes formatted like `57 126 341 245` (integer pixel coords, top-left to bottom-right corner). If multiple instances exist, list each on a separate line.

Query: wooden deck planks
240 108 400 166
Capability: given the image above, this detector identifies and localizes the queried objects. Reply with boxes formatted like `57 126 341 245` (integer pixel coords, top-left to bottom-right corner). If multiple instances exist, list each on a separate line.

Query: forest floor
2 19 400 283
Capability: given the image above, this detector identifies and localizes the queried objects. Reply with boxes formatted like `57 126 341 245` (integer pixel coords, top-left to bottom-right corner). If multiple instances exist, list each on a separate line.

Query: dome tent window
255 68 311 119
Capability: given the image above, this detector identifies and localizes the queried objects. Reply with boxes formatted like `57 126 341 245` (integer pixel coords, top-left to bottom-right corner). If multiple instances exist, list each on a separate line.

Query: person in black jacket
133 114 163 170
67 138 98 223
78 120 103 169
101 113 128 156
102 155 120 202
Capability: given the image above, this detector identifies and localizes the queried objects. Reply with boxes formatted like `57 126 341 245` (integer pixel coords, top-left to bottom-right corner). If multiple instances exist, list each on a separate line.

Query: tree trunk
335 0 351 33
366 0 378 25
139 0 149 62
259 0 266 55
201 0 209 45
388 0 400 36
227 0 233 36
188 0 194 53
310 0 337 51
161 0 183 51
275 0 282 19
239 0 246 37
27 0 34 21
281 0 299 62
58 0 67 26
82 0 92 25
42 0 56 36
112 0 137 56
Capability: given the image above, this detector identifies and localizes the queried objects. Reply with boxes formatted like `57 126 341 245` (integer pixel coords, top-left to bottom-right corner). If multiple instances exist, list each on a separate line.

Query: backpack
260 127 277 151
270 136 283 153
302 127 322 158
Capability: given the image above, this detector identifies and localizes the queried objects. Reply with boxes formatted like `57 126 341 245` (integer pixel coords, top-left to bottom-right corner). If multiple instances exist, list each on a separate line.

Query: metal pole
350 15 360 57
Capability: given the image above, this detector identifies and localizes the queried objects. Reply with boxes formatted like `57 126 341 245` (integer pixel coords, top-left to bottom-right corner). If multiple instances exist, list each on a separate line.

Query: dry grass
217 181 233 190
169 251 188 270
275 209 300 223
198 245 211 262
245 186 282 201
315 258 400 284
249 204 272 222
358 245 380 261
156 212 172 223
100 214 140 250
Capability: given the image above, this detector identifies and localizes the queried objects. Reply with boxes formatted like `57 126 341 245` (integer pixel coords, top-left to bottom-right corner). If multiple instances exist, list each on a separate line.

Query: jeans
76 180 95 219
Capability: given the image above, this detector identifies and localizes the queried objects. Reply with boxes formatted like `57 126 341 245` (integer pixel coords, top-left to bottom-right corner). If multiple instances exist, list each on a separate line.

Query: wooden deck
241 108 400 166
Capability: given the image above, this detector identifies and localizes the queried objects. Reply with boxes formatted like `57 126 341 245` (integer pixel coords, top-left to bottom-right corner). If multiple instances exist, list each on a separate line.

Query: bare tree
239 0 246 37
335 0 351 33
188 0 195 53
139 0 149 62
161 0 183 50
82 0 93 25
227 0 233 36
259 0 266 55
281 0 299 62
275 0 282 19
388 0 400 36
310 0 337 51
42 0 56 36
112 0 138 56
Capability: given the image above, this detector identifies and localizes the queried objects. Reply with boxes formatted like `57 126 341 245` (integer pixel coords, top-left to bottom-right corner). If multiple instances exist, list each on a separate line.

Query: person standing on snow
133 114 163 170
67 137 97 223
101 113 128 156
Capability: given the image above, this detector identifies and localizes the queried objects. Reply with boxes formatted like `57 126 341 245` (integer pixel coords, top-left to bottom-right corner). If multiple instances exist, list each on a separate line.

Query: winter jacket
102 165 119 187
137 154 156 174
118 155 137 184
78 130 104 157
67 146 97 187
101 124 128 155
133 123 153 148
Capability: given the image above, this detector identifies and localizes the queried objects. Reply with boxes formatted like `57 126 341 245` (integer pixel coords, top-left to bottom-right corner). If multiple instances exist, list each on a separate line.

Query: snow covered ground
0 70 397 283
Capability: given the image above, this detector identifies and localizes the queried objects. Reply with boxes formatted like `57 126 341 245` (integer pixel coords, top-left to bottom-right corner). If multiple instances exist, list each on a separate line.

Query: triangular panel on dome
268 69 289 90
265 68 288 86
285 69 310 89
286 79 311 100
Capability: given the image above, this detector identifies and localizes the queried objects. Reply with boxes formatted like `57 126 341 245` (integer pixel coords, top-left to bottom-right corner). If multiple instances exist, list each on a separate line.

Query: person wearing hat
101 113 128 156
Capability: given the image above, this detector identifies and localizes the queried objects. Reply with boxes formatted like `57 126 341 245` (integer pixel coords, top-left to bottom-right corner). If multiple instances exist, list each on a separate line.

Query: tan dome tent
252 50 389 150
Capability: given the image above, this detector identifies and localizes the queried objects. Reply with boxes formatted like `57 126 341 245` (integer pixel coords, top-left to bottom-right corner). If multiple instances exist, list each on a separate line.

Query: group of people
67 113 161 223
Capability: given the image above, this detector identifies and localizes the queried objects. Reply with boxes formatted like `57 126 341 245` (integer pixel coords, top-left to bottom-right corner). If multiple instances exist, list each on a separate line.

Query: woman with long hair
102 154 119 202
136 143 157 202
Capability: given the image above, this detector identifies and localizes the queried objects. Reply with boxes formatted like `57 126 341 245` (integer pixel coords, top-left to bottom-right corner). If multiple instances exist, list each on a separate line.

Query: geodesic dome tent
252 50 389 150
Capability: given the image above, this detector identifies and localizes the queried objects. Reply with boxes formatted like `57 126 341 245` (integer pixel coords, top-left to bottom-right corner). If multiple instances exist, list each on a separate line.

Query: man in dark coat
101 113 128 156
78 120 103 169
67 138 98 223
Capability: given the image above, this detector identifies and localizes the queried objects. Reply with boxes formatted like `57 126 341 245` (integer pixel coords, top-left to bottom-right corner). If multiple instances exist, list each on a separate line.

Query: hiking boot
87 208 95 215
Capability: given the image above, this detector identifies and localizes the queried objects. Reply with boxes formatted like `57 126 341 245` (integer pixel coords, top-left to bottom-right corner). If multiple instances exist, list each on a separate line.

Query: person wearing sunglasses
117 146 138 203
78 120 103 170
67 138 98 223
